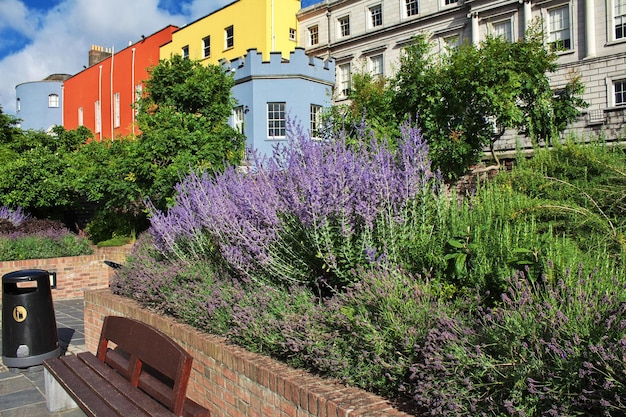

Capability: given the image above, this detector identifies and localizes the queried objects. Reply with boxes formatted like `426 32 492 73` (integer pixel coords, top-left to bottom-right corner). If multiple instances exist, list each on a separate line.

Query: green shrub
0 234 92 261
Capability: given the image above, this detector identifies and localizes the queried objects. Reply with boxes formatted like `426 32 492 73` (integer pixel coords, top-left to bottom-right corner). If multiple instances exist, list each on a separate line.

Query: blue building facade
15 74 70 132
224 47 335 159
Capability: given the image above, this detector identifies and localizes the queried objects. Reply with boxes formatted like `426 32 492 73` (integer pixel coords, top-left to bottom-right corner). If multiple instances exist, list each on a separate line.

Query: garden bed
84 289 412 417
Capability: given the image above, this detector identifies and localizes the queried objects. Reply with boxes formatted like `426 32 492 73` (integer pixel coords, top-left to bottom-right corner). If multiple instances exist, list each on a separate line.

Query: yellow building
160 0 301 64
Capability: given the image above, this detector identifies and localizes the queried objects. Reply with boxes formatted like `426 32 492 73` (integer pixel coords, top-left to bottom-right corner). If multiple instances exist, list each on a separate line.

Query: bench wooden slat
45 316 210 417
98 316 193 414
78 353 177 417
45 355 161 417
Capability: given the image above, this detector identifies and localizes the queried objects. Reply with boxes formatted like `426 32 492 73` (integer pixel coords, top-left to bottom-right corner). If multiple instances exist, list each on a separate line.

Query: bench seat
44 316 210 417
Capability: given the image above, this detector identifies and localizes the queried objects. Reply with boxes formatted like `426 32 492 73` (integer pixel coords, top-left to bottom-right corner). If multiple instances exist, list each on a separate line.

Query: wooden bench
43 316 210 417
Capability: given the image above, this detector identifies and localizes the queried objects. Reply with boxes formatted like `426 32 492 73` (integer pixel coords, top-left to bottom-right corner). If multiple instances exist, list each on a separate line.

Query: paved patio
0 298 88 417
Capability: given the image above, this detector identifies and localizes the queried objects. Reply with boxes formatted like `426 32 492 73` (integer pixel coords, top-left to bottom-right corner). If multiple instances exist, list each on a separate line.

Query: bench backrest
96 316 193 416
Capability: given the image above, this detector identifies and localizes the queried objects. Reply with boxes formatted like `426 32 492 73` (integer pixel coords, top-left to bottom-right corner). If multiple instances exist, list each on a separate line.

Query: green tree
389 25 586 179
133 54 245 209
0 125 92 216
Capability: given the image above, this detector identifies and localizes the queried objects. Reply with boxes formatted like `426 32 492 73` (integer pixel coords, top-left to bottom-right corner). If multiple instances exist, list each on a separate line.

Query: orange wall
63 26 177 140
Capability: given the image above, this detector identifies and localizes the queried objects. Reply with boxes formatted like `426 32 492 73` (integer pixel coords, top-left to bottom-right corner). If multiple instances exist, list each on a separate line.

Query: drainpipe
110 45 114 141
98 65 102 142
131 47 136 136
271 0 275 51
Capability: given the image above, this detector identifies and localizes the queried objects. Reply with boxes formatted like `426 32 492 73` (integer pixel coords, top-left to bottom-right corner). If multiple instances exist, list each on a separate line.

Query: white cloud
0 0 194 114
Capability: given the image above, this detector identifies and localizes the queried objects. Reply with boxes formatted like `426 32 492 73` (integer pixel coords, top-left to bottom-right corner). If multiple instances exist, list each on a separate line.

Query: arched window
48 94 59 108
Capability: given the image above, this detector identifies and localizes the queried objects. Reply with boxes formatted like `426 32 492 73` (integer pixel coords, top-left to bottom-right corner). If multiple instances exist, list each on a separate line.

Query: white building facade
298 0 626 151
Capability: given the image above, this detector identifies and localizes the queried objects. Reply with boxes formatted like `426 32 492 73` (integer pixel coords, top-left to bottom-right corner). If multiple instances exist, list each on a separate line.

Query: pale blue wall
15 80 65 132
225 47 335 159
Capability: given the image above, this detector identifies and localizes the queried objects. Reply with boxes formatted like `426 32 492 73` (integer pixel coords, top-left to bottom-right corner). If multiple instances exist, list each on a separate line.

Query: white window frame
289 28 297 41
339 16 351 37
369 4 383 28
48 94 59 108
610 0 626 42
233 106 244 134
225 25 234 49
135 84 142 116
443 0 458 5
546 4 572 51
78 107 83 126
369 54 384 77
16 98 20 113
95 100 101 134
114 92 120 128
203 36 211 58
267 102 286 138
310 104 322 138
181 45 189 59
614 80 626 106
492 19 513 42
405 0 419 17
309 25 319 46
339 63 351 98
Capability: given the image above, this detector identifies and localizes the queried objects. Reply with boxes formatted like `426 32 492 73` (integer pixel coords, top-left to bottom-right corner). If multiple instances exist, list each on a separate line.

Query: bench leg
44 368 78 412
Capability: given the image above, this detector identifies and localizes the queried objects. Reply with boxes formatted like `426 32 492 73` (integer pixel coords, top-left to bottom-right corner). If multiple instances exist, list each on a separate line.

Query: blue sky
0 0 321 114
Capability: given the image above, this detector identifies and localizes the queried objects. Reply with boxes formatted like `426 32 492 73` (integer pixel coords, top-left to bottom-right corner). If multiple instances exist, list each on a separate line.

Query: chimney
88 45 112 67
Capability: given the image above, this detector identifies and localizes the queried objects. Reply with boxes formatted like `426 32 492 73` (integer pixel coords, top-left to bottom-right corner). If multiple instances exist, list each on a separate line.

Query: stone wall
84 289 413 417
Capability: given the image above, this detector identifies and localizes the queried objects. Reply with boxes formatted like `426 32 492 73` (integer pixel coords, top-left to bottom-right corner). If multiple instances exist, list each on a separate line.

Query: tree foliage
0 124 92 215
134 55 245 209
337 24 587 179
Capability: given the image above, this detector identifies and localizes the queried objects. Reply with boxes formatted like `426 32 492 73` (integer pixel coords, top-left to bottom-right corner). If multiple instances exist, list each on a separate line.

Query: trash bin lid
2 269 50 283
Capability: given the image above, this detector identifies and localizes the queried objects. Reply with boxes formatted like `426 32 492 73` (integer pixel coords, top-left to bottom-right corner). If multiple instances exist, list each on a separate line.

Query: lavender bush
148 120 438 291
0 206 29 226
116 122 626 415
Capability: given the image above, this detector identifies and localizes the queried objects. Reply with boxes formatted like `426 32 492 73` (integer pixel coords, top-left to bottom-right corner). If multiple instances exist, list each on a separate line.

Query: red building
63 26 177 140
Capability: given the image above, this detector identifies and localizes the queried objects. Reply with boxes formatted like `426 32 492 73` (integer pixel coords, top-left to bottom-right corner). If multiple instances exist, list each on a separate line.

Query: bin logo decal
12 306 27 322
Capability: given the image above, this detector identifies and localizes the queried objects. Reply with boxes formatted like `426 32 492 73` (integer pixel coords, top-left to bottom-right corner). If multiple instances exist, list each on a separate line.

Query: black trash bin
2 269 60 368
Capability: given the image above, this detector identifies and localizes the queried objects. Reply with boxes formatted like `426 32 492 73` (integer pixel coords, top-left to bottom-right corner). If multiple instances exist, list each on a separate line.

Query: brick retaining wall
84 289 414 417
0 246 132 300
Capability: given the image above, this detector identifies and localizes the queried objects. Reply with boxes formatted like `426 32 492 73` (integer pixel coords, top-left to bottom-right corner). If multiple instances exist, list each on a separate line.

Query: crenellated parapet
223 47 335 85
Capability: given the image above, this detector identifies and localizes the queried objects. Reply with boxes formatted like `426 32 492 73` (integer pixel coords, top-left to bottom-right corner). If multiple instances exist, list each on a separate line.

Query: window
370 5 383 28
309 25 319 46
493 20 512 42
135 84 142 116
444 0 458 4
405 0 418 17
369 54 384 77
114 92 120 128
181 45 189 59
548 5 571 50
339 16 350 37
267 102 286 138
225 25 234 49
16 98 20 112
615 80 626 106
339 63 351 97
615 0 626 39
48 94 59 108
78 107 83 126
310 104 322 138
289 28 297 41
444 35 460 51
233 106 244 134
203 36 211 58
95 100 101 134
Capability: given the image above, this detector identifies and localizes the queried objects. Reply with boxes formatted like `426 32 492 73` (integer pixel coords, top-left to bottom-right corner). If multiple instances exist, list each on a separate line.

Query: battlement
224 47 335 85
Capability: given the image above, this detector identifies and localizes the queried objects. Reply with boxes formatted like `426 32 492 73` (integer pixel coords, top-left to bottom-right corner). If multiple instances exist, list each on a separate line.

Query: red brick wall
84 289 414 417
0 246 132 300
